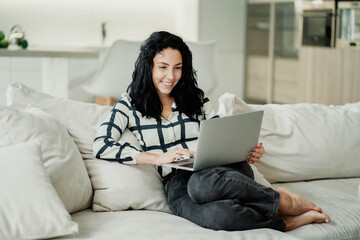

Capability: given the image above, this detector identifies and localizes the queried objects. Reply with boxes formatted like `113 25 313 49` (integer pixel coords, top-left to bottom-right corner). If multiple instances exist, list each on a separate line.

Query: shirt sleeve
203 97 219 120
93 99 141 164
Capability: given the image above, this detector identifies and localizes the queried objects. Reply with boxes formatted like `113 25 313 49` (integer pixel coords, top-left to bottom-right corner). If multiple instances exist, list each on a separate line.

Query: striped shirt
93 93 218 177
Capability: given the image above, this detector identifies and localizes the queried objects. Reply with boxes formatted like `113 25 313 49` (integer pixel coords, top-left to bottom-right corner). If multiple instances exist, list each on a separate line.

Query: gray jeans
164 162 286 231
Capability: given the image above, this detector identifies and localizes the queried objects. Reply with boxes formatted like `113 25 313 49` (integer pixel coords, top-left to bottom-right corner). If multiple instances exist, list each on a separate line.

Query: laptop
162 110 264 171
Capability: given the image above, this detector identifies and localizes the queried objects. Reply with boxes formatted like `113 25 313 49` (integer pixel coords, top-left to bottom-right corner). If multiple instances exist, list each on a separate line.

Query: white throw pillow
218 93 360 183
7 82 171 213
68 120 171 212
0 105 93 213
249 164 273 188
0 141 78 239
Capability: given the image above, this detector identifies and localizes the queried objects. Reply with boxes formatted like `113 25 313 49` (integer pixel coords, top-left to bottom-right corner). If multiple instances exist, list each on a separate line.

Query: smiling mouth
161 81 173 87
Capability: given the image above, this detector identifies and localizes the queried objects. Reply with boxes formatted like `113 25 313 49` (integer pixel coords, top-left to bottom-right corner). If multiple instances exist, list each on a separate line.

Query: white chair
186 40 217 94
85 39 217 102
84 39 142 100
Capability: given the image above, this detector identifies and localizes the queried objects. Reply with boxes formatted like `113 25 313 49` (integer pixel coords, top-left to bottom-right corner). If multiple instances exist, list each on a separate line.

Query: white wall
0 0 200 105
0 0 199 47
198 0 247 104
0 0 247 106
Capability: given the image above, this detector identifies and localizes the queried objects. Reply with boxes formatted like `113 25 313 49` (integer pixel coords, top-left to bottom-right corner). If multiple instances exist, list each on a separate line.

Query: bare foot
282 210 330 231
276 187 321 216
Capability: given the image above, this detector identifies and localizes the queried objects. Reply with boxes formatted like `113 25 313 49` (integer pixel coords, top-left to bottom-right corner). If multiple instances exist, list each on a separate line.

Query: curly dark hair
127 31 204 120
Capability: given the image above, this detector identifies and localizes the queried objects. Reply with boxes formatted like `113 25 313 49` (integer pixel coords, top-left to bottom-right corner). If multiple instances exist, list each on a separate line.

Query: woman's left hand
247 143 265 164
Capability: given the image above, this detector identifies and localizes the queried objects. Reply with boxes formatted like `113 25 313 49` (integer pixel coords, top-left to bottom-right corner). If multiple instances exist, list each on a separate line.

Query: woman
93 31 330 231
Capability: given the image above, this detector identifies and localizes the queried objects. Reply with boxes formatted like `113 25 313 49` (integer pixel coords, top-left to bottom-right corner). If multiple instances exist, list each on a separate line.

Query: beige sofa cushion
68 120 171 212
218 93 360 183
57 178 360 240
0 105 93 213
0 141 78 239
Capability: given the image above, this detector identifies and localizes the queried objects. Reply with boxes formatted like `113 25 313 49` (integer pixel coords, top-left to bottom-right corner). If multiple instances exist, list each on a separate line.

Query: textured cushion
274 178 360 240
57 178 360 240
0 141 78 239
0 105 93 213
7 82 171 212
68 120 171 212
58 210 297 240
218 93 360 183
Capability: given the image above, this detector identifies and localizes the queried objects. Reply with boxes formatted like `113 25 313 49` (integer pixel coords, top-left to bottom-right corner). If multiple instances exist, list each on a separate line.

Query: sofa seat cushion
273 178 360 240
57 210 298 240
55 178 360 240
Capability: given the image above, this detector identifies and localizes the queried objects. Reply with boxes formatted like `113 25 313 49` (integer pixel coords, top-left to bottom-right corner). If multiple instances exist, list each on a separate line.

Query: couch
1 82 359 240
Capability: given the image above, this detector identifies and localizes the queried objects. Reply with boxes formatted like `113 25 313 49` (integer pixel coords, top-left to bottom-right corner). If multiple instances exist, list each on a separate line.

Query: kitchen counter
0 47 101 58
0 46 106 99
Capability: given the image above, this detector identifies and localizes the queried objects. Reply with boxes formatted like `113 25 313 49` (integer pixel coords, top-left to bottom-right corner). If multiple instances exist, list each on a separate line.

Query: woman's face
152 47 182 98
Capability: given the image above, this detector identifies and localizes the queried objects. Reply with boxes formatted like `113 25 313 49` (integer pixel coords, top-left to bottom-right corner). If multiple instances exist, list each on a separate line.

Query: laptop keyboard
173 158 194 169
179 163 194 168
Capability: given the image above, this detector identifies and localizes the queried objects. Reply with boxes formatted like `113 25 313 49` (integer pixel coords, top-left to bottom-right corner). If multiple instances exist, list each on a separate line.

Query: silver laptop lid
193 110 264 171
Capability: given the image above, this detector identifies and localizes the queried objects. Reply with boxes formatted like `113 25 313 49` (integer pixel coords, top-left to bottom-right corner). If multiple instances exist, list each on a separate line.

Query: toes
283 211 330 231
313 206 322 213
312 212 330 224
315 214 330 223
323 214 330 223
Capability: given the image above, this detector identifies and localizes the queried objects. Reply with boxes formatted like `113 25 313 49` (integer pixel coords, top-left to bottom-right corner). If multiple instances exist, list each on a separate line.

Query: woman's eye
175 66 182 70
159 66 166 69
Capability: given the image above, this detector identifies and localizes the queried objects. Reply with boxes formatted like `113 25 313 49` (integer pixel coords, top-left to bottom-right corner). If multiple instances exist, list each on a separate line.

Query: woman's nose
166 69 174 80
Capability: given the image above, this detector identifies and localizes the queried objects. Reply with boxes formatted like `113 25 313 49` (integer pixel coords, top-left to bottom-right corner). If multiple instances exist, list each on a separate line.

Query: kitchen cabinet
245 0 300 104
245 0 360 105
299 47 360 105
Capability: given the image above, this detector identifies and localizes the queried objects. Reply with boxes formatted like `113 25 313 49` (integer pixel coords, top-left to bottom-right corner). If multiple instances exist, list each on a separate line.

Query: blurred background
0 0 359 107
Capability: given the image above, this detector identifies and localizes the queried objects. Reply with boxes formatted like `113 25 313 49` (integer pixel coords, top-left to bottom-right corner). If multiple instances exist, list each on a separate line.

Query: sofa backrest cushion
218 93 360 183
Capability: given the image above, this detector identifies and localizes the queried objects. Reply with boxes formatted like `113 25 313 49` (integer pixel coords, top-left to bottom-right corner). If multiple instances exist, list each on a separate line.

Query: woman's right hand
155 148 196 166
